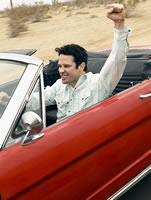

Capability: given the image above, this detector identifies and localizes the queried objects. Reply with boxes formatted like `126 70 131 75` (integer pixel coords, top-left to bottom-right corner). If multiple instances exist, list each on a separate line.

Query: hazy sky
0 0 66 11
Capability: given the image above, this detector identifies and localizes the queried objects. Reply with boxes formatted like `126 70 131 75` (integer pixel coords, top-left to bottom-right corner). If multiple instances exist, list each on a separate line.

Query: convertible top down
0 47 150 200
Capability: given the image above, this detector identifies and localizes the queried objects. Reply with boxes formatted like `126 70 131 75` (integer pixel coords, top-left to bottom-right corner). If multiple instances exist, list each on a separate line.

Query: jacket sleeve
99 27 131 95
26 79 59 111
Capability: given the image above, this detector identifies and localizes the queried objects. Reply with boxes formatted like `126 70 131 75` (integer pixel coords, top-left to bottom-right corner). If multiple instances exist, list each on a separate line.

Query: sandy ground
0 0 151 64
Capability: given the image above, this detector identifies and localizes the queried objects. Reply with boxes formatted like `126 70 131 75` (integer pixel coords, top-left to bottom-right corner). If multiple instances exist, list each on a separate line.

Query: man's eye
64 65 70 68
58 64 71 68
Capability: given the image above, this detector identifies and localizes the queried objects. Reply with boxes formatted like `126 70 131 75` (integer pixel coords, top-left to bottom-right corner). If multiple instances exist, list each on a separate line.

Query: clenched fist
106 3 125 30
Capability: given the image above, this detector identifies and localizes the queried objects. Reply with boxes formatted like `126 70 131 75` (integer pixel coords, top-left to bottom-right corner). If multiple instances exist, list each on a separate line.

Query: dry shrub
31 3 50 22
100 0 147 17
67 0 85 8
7 3 50 38
8 18 28 37
65 8 73 12
71 0 84 7
90 15 98 18
76 11 89 15
0 10 8 18
66 12 72 18
67 0 147 17
5 0 147 37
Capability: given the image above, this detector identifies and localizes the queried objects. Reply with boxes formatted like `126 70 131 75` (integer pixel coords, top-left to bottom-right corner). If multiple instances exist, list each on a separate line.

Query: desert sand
0 0 151 64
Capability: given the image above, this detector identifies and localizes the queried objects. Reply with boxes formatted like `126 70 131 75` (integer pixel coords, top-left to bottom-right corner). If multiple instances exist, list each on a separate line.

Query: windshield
0 61 26 118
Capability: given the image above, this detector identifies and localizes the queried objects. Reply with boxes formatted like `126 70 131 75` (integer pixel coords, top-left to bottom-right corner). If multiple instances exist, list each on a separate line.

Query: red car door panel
0 80 151 200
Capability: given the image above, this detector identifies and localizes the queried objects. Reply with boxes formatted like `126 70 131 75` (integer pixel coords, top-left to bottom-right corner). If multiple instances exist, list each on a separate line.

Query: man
43 3 131 122
0 3 131 122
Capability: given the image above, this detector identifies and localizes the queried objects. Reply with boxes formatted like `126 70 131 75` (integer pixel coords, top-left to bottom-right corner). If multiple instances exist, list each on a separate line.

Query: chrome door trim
40 71 46 128
108 165 151 200
140 93 151 98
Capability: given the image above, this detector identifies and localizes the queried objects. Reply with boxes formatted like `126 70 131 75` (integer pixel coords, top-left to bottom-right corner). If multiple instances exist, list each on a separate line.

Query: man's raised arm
99 3 131 95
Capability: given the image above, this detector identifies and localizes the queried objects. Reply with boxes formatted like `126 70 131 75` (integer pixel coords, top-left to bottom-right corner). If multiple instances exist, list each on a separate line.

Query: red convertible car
0 47 150 200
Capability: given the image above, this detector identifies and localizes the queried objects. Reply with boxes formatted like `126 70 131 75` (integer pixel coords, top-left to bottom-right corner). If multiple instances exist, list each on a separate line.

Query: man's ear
79 62 86 71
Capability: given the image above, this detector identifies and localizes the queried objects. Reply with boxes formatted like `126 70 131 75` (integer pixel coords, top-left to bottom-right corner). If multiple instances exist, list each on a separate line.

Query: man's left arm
99 3 131 94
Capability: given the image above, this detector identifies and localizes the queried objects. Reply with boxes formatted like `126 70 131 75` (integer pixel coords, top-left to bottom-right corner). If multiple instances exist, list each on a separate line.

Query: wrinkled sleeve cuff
114 27 132 35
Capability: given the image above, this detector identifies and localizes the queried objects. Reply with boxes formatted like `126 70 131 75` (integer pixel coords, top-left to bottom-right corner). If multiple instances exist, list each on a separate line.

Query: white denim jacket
30 27 131 122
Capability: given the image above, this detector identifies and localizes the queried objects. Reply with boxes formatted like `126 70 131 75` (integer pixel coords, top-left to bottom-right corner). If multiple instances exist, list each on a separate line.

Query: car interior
44 49 151 126
0 49 151 126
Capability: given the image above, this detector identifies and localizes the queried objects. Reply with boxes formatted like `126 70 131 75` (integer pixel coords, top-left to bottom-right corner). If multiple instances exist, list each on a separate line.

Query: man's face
58 54 84 88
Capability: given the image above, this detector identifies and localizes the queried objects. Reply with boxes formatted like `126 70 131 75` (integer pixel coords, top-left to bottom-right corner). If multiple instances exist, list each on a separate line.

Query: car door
0 53 151 200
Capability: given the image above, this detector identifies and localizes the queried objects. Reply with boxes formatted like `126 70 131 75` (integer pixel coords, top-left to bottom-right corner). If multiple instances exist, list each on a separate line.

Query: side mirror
22 111 43 133
21 111 44 146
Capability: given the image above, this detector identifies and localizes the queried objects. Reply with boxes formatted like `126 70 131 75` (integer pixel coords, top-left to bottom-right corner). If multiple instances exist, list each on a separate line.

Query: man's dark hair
55 44 88 72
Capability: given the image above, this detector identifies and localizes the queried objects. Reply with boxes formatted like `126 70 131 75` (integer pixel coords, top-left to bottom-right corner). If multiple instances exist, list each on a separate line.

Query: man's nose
59 66 65 73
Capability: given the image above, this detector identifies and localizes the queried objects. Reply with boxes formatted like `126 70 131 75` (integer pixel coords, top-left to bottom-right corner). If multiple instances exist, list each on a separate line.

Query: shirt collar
65 73 91 90
73 73 87 89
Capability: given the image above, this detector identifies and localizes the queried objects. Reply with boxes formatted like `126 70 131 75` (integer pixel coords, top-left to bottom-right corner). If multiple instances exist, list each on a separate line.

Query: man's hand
106 3 125 30
0 92 10 104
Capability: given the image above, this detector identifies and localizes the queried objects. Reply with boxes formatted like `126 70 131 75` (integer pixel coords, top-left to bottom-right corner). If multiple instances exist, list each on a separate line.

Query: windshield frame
0 53 43 149
0 61 26 117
